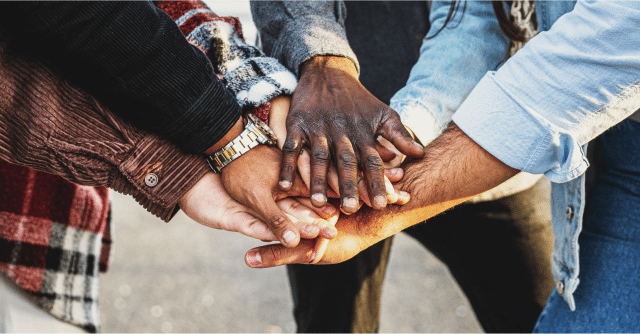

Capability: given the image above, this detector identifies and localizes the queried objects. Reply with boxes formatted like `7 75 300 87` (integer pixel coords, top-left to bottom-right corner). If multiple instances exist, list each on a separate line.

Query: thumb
245 239 316 268
227 212 278 242
384 168 404 183
254 195 302 247
379 113 424 158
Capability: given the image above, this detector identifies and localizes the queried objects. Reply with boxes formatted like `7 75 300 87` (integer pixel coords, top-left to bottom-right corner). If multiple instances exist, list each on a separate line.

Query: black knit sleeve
0 1 241 154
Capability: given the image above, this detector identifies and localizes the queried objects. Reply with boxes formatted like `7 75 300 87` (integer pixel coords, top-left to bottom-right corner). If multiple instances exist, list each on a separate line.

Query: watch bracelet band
206 120 266 173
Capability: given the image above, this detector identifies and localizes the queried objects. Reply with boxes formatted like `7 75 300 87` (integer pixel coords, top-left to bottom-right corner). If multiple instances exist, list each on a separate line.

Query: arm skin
244 123 519 267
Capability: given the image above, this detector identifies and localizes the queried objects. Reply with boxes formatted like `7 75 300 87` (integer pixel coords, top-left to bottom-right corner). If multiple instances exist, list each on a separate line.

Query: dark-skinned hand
278 56 424 214
269 95 409 209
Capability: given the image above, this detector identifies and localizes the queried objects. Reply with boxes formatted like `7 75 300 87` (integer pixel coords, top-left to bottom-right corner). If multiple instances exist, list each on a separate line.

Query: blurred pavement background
99 1 482 332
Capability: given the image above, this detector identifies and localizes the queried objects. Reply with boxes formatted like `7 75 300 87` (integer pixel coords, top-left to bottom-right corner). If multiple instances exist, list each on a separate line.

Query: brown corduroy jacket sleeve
0 35 209 222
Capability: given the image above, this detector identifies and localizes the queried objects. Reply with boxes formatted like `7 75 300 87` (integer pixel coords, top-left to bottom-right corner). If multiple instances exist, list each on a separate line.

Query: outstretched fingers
334 136 360 214
277 198 337 240
279 130 304 191
357 143 387 210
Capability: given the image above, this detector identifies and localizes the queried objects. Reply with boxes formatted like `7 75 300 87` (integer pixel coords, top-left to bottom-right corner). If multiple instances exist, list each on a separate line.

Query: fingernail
399 190 410 199
413 140 423 148
279 180 291 189
309 251 317 264
283 230 297 245
312 193 326 204
303 224 319 236
322 204 336 215
343 197 358 209
387 168 399 177
246 251 262 267
374 195 387 208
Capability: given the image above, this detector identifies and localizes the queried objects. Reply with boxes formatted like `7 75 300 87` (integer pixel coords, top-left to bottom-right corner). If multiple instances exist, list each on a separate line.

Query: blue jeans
534 119 640 332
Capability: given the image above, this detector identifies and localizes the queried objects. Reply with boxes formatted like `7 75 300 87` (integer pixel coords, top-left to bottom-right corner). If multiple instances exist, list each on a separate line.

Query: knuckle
288 200 302 211
364 155 383 171
281 164 294 176
368 179 386 193
338 152 358 169
282 140 299 154
330 114 349 129
266 246 284 263
270 216 288 230
311 148 330 164
379 113 403 132
313 219 327 229
353 118 373 134
286 113 306 126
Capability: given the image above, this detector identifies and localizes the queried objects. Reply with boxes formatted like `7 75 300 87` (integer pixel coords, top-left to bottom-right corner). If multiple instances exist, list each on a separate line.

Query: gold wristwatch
206 114 278 173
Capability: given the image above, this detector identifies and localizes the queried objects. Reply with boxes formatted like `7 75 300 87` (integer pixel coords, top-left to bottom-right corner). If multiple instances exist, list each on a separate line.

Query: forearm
0 1 240 154
347 124 518 242
0 35 208 222
452 0 640 183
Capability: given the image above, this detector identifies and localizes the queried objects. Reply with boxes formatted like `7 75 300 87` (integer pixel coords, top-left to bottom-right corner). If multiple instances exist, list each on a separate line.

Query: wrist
206 114 278 173
205 116 244 156
301 55 358 78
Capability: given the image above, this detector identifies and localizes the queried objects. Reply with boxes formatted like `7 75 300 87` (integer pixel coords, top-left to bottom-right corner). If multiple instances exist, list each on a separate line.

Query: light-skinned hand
179 172 338 242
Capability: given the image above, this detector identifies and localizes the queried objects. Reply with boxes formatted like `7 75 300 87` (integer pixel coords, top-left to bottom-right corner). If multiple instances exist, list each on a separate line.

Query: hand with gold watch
209 107 339 249
206 114 278 173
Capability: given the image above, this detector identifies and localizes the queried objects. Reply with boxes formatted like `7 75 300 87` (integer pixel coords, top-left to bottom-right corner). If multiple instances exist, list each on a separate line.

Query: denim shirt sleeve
391 1 510 145
453 0 640 183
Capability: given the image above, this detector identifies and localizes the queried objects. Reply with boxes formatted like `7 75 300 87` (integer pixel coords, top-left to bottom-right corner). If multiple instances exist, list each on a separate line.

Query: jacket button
566 206 573 220
556 281 565 296
145 173 159 187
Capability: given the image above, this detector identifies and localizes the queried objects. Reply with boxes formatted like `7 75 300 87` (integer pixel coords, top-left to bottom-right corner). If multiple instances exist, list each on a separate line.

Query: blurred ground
99 2 483 332
100 192 482 333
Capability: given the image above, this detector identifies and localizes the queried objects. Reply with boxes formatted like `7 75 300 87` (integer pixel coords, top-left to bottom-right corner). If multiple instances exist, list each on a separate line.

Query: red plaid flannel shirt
0 1 276 331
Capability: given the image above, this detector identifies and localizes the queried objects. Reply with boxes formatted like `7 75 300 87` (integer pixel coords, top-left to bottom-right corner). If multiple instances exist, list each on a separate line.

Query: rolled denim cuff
394 100 443 146
453 73 589 183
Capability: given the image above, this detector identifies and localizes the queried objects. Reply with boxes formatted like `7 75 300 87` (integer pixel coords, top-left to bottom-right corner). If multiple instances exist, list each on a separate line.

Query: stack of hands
180 56 426 268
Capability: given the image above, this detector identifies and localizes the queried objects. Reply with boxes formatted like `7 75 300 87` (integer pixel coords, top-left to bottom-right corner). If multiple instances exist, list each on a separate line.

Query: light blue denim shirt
393 0 640 311
255 0 640 311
